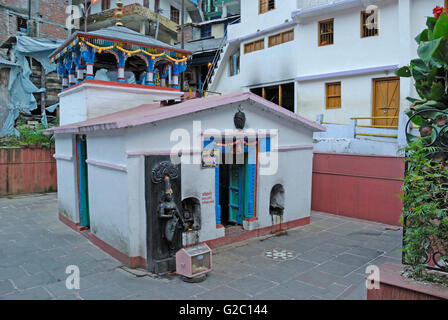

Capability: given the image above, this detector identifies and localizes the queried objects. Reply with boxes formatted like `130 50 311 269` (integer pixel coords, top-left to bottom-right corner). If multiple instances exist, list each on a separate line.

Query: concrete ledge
58 212 88 232
367 263 448 300
58 212 146 269
87 232 146 269
206 216 310 249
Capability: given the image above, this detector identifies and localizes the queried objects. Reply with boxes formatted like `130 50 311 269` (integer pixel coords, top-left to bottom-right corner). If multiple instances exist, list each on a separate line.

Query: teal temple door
78 137 90 228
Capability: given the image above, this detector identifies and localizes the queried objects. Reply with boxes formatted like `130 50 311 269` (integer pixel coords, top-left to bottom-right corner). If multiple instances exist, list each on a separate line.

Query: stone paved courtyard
0 193 402 300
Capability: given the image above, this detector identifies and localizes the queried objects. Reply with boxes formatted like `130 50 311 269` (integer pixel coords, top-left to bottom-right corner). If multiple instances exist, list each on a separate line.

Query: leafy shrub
0 121 54 148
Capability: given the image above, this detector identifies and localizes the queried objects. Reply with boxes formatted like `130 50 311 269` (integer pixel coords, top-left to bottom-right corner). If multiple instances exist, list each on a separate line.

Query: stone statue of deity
158 175 187 254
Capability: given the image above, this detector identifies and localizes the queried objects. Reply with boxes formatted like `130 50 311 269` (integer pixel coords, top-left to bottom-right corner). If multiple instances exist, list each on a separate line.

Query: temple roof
49 26 192 59
45 92 325 134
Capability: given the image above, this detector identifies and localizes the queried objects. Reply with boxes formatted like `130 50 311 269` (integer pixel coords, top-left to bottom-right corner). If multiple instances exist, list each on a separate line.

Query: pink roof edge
45 92 326 134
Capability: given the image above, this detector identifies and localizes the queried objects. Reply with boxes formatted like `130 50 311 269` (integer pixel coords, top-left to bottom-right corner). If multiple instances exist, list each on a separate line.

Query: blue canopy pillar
160 65 168 87
81 45 95 80
116 50 126 83
64 56 76 88
73 49 85 84
144 56 155 86
57 61 68 90
171 62 187 90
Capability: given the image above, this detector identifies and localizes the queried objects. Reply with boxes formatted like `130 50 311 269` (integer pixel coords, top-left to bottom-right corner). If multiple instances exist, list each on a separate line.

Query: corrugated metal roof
46 92 325 134
49 26 192 58
178 38 222 54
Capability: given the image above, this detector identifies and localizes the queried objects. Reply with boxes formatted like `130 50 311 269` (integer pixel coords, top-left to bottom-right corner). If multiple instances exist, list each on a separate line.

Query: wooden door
372 77 400 127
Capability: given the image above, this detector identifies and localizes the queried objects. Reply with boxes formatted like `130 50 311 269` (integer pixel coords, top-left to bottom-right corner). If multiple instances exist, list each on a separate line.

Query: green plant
396 9 448 140
400 139 448 284
396 7 448 284
0 121 54 148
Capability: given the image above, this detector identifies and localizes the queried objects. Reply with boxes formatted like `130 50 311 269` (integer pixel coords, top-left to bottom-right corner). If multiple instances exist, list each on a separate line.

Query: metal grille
361 10 379 38
170 6 180 24
403 109 448 272
259 0 275 14
319 19 334 46
101 0 111 11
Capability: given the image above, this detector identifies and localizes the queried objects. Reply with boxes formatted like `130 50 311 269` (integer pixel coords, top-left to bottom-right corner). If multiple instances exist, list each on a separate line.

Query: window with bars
143 0 149 8
259 0 275 14
268 29 294 47
319 19 334 46
155 0 160 11
171 6 180 24
244 39 265 54
361 10 379 38
101 0 111 11
326 82 341 109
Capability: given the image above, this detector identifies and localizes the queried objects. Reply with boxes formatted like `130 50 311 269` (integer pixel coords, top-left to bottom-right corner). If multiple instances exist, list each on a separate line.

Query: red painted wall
311 153 404 226
0 147 57 196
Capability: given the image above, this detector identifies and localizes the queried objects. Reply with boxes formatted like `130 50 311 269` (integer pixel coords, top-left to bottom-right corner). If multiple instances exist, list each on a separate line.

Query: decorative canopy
50 26 192 90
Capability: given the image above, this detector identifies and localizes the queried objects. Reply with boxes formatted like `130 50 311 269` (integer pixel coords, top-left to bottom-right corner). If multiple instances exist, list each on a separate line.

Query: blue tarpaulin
0 36 63 135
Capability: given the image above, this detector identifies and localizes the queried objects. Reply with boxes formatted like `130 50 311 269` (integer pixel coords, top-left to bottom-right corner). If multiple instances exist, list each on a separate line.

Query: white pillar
398 0 412 113
76 68 84 83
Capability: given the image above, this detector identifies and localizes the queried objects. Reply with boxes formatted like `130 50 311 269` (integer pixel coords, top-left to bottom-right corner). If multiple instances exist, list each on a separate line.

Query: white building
209 0 442 129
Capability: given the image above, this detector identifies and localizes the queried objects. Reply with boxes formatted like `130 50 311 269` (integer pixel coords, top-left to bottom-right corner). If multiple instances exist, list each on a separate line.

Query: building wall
0 147 57 196
312 152 404 226
296 2 399 77
213 24 298 95
55 134 79 223
84 132 130 255
58 81 183 126
297 72 397 125
89 0 191 23
122 100 315 260
213 0 442 124
227 0 297 40
0 0 69 44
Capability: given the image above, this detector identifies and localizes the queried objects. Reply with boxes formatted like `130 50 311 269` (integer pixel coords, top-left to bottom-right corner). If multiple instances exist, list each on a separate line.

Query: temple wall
58 81 183 126
54 134 79 223
123 100 315 259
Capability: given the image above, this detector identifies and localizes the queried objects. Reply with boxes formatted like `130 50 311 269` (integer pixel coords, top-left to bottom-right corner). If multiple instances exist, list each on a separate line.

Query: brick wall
0 0 68 44
39 0 69 39
177 24 194 43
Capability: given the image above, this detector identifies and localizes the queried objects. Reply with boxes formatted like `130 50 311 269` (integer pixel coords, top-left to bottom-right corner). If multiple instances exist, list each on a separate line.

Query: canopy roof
49 26 192 61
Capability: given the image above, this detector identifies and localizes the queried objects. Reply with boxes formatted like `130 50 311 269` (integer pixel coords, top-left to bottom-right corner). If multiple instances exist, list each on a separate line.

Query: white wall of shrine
58 81 183 126
53 94 319 262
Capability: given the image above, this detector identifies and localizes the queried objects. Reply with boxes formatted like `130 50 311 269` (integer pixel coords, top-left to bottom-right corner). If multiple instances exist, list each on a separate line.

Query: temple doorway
76 135 90 228
218 138 257 228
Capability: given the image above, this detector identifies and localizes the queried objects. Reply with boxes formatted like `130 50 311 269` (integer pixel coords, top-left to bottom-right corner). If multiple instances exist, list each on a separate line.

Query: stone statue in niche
181 198 201 231
158 175 187 255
